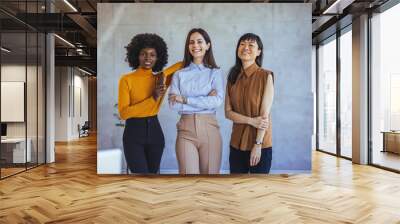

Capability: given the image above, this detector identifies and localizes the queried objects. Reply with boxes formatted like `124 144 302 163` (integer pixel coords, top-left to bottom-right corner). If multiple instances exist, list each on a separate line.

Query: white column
45 0 56 163
352 14 369 164
46 33 55 163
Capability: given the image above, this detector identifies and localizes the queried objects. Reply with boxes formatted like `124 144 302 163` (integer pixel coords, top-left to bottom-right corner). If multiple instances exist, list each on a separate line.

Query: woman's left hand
169 94 185 105
250 144 262 166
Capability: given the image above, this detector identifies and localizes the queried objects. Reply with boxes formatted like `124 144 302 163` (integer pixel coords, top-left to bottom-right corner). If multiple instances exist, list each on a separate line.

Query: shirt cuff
186 97 191 106
181 101 187 112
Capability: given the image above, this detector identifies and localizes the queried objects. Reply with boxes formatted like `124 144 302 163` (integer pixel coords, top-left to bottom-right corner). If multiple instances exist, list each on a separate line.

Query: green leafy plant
114 103 125 127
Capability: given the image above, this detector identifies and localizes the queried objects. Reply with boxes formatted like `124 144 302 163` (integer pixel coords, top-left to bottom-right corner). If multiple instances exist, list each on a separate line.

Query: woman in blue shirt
169 28 224 174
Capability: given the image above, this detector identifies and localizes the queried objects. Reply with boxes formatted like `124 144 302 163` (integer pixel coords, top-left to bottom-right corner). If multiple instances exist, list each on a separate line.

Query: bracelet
182 96 187 104
255 141 262 145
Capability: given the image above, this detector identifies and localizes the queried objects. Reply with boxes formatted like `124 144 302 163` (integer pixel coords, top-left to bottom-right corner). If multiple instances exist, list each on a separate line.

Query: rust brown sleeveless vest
227 63 274 151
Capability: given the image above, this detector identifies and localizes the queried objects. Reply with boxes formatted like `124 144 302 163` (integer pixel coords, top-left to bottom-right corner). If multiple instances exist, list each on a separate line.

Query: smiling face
138 48 157 69
188 32 210 63
237 39 261 64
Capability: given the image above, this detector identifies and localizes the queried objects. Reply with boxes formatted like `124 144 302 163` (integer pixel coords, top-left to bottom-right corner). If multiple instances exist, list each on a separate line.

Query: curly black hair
125 33 168 72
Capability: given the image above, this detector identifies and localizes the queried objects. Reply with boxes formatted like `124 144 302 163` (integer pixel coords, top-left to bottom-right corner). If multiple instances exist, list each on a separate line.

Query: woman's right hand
153 84 166 100
249 116 268 130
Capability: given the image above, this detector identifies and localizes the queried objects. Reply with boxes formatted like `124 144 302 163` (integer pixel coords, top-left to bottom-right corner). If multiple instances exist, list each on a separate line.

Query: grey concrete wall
98 3 312 173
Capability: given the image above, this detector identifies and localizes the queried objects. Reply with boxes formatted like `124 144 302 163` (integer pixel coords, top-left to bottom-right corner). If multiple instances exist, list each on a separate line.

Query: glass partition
1 31 28 177
0 1 47 179
339 28 352 158
317 35 337 155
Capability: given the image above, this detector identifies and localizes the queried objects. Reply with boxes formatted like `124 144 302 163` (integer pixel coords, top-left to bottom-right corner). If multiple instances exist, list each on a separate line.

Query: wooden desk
1 138 31 163
382 131 400 154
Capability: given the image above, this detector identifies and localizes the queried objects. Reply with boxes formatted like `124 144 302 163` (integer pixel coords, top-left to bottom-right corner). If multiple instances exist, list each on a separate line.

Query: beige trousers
176 114 222 174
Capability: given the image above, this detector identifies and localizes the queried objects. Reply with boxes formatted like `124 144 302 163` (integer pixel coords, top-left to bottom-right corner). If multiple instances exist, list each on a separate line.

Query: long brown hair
182 28 219 69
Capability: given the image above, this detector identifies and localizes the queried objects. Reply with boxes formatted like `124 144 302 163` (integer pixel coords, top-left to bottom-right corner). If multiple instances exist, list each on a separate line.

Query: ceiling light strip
54 34 75 48
63 0 78 12
323 0 343 14
1 47 11 53
78 67 93 76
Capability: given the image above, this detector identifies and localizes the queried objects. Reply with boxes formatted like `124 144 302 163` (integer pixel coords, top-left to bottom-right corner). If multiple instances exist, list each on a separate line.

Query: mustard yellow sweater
118 62 182 120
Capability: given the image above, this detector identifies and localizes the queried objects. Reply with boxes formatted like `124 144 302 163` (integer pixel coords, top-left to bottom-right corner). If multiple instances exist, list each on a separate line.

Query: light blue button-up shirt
169 63 224 114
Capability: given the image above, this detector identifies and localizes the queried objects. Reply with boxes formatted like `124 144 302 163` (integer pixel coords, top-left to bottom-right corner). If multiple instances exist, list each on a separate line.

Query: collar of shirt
239 63 259 79
189 62 207 71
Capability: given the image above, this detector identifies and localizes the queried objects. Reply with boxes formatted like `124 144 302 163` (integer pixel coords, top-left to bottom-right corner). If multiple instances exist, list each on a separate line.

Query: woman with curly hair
118 33 181 174
169 28 224 174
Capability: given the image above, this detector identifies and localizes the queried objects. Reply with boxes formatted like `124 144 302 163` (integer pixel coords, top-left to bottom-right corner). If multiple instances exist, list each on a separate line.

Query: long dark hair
227 33 263 85
182 28 219 69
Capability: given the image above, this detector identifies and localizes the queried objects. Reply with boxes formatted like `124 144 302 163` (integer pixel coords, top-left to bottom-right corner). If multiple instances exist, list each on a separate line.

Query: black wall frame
0 0 48 180
315 24 353 161
367 1 400 173
316 0 400 173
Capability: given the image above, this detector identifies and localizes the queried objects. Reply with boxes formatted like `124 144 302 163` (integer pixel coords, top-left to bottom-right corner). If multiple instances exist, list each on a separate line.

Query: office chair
78 121 90 138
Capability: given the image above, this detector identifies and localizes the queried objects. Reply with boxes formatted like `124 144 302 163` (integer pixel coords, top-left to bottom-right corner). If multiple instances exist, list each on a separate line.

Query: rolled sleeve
168 71 184 111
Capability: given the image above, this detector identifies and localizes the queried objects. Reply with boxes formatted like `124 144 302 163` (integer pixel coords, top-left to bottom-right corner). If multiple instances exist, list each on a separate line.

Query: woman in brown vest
225 33 274 174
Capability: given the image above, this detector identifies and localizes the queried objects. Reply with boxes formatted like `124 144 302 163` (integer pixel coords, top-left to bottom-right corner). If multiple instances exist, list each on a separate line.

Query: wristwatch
255 140 262 145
